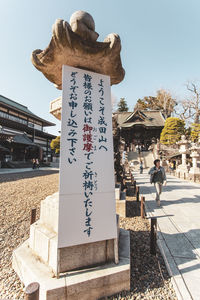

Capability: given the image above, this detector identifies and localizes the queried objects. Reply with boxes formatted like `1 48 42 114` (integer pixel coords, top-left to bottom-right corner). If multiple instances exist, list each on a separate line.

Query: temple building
114 110 166 150
0 95 56 166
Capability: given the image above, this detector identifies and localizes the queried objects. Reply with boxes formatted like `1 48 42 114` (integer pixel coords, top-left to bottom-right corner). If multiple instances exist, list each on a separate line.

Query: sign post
58 65 117 248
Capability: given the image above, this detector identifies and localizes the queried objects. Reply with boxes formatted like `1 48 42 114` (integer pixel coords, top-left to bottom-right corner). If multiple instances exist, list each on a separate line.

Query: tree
160 117 185 145
134 89 177 118
185 82 200 123
50 136 60 154
112 114 124 182
117 98 129 112
191 123 200 142
175 99 194 122
176 82 200 124
186 82 200 124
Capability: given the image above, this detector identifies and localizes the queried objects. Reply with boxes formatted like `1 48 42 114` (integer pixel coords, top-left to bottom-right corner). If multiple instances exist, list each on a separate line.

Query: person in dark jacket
32 158 36 169
139 160 143 174
148 159 167 206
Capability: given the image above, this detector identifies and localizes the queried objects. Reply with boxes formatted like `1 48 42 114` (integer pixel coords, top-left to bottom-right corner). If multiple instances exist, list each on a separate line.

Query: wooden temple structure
114 110 166 150
0 95 56 165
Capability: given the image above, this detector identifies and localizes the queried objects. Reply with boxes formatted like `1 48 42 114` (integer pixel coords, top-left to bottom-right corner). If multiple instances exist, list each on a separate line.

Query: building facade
0 95 56 166
114 110 166 150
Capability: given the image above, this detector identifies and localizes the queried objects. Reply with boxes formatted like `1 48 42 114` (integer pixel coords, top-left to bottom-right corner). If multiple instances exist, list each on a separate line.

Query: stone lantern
189 143 200 174
177 135 190 176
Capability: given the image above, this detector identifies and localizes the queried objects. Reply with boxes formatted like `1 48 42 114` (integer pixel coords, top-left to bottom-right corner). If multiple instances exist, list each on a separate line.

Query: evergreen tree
191 123 200 142
117 98 129 112
50 136 60 154
160 117 185 145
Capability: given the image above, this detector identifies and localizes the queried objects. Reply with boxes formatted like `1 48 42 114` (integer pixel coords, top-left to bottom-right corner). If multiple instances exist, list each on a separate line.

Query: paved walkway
0 167 59 174
134 171 200 300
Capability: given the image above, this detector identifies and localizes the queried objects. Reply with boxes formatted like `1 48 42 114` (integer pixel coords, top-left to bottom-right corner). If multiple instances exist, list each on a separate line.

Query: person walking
148 159 167 206
139 160 143 174
36 158 40 169
32 158 36 169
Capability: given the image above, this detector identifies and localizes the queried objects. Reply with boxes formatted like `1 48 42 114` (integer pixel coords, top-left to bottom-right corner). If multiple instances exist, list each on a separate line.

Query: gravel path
0 170 59 300
0 171 177 299
110 215 177 300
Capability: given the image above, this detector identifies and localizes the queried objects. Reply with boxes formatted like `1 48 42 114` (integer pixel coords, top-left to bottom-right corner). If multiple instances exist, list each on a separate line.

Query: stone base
126 186 135 196
116 200 140 218
120 191 126 200
189 167 200 174
12 229 130 300
30 221 115 274
115 186 121 200
176 168 189 179
187 173 200 183
116 200 126 217
29 192 116 274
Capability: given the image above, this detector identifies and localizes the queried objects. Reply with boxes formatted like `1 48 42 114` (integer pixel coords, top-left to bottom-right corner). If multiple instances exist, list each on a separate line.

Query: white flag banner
58 65 117 248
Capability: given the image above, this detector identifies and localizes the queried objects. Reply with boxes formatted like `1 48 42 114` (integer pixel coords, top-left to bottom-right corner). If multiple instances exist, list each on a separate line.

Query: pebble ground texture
0 170 59 300
0 171 177 299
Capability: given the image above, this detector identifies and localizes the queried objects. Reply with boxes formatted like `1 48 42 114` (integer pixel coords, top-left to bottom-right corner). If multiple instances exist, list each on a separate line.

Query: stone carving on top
177 135 190 153
190 142 200 155
31 10 125 89
179 135 187 143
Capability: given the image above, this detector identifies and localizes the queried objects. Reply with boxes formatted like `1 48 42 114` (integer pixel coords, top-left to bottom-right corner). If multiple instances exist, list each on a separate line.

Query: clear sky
1 0 200 135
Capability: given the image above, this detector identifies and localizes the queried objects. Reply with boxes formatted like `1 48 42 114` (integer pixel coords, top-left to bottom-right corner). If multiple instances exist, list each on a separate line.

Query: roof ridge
0 94 55 127
0 94 28 109
141 109 160 112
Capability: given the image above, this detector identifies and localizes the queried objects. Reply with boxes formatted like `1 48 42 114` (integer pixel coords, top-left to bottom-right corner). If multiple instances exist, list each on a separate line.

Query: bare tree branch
178 81 200 124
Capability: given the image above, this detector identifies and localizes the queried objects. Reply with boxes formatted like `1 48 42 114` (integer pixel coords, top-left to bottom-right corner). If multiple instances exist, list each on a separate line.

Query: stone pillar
192 155 197 169
182 153 187 167
177 135 190 177
189 143 200 174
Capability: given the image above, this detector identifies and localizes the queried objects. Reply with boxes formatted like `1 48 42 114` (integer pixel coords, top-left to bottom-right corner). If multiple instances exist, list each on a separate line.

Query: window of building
18 114 27 120
28 121 42 131
0 111 27 125
0 106 8 112
9 110 19 117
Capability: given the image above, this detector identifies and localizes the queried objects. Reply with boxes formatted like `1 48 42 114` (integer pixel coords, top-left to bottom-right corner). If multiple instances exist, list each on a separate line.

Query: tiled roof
0 95 55 127
12 134 35 145
115 110 165 128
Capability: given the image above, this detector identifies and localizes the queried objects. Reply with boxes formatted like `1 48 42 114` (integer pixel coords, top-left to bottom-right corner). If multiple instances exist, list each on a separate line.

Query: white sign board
58 65 117 248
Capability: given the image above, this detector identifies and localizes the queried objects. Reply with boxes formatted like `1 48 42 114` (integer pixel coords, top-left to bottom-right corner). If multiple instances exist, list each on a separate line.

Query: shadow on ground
144 195 200 207
0 169 59 183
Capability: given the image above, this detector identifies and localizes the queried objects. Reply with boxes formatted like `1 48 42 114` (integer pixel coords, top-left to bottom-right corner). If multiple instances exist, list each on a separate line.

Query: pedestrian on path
32 158 36 169
148 159 167 206
36 158 40 169
139 160 143 174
